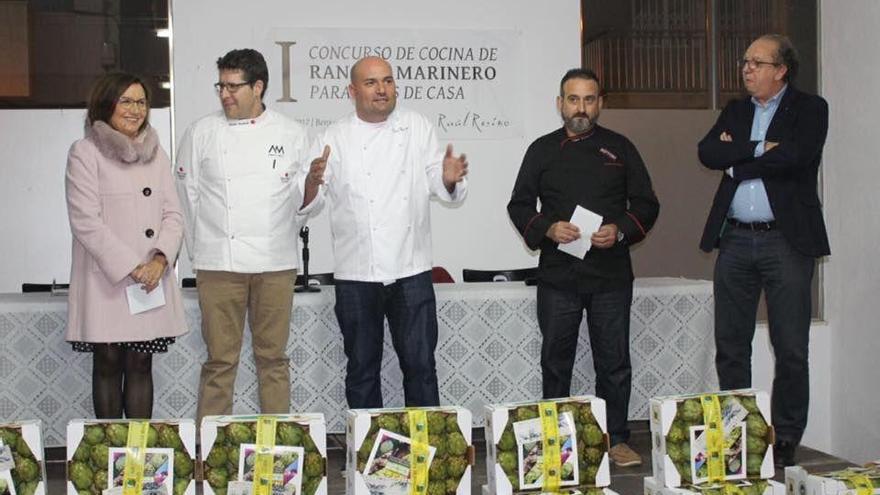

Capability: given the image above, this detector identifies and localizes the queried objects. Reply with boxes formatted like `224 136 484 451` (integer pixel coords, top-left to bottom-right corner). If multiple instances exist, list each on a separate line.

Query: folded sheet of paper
126 281 166 315
558 205 603 259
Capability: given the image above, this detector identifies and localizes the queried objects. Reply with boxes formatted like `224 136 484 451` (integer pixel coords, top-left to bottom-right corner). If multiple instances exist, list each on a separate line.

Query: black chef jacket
507 125 660 293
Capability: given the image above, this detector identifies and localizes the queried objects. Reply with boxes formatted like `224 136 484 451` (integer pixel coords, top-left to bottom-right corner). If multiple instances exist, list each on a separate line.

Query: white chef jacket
175 108 310 273
301 107 467 282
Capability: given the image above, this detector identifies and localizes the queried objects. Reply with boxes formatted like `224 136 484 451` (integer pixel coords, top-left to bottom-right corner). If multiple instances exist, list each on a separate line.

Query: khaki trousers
196 269 296 421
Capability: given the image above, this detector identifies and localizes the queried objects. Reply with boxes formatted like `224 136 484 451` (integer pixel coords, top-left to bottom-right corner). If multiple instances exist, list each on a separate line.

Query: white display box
485 396 611 495
645 475 784 494
0 419 46 495
200 414 327 495
649 389 775 488
66 418 195 495
346 406 473 495
785 466 880 495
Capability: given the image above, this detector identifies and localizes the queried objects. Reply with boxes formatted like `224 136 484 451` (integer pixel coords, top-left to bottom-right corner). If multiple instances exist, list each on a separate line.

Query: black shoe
774 439 797 467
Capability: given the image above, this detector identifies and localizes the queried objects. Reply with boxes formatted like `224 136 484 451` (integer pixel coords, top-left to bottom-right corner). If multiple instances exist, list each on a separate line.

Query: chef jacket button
142 187 152 197
145 228 155 238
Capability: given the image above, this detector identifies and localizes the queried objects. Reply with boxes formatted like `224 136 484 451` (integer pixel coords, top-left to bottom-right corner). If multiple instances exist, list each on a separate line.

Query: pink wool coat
65 121 187 343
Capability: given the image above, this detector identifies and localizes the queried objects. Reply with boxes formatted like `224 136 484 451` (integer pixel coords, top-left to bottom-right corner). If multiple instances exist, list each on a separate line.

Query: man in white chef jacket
175 48 312 420
300 56 469 408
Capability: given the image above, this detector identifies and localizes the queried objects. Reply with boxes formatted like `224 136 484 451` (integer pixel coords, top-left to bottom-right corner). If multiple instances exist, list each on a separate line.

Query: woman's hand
131 253 167 293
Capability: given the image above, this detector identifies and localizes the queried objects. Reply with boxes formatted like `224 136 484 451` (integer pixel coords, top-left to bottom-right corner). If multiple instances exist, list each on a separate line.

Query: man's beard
563 113 594 134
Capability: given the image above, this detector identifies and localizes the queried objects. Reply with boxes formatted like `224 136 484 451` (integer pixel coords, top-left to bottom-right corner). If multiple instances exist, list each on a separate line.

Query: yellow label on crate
254 416 278 495
122 421 149 495
700 395 725 482
408 410 430 495
539 401 561 493
842 474 874 495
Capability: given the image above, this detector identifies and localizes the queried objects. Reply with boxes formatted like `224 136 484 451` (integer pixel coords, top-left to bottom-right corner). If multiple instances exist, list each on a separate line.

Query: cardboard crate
66 418 195 495
346 406 473 495
785 466 880 495
0 419 46 495
485 396 611 495
645 475 784 494
200 414 327 495
649 389 775 488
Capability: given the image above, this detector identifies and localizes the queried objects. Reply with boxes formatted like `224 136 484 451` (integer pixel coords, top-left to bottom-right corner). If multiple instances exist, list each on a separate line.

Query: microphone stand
295 226 320 293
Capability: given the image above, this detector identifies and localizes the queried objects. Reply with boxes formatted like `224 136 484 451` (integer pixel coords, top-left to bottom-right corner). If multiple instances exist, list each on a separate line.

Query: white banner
263 27 523 139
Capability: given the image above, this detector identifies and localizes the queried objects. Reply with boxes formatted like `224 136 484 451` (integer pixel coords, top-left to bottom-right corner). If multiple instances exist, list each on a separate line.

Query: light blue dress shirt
728 84 787 222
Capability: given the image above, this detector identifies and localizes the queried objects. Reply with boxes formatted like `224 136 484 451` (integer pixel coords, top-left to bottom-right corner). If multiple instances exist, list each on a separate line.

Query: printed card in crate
485 396 610 495
645 475 784 494
649 389 775 488
200 414 326 495
346 406 473 495
786 466 880 495
66 419 195 495
0 420 46 495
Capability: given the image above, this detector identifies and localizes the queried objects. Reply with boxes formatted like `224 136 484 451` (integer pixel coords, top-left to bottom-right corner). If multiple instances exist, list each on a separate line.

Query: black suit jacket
697 86 830 258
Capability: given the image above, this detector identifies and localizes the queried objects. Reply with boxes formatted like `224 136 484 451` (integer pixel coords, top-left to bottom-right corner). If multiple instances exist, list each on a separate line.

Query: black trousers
537 283 633 445
334 270 440 409
714 227 814 444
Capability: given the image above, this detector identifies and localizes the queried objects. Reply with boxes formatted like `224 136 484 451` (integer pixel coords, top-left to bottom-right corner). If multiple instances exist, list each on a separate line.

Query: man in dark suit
698 34 829 467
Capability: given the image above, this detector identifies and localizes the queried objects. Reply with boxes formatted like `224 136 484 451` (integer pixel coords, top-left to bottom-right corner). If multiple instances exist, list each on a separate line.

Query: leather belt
726 218 776 231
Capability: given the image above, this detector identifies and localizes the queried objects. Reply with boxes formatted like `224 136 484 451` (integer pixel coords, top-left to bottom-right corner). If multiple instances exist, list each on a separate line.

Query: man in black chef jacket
507 68 659 468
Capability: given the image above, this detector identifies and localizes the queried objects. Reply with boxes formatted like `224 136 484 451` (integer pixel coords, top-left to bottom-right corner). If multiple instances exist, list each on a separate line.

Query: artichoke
447 432 468 456
89 444 109 469
106 423 128 447
497 429 516 451
206 466 229 488
205 445 228 468
69 461 94 490
225 423 253 444
275 422 303 446
304 452 324 478
174 451 194 478
426 412 446 434
583 424 604 447
83 425 105 445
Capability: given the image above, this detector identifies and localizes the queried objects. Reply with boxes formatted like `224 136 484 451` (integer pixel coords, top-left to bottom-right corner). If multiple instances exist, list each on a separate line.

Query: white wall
170 0 581 280
0 109 171 292
821 0 880 463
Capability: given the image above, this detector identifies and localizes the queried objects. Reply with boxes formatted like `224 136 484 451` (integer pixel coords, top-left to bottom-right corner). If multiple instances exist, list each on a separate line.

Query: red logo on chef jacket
280 171 290 183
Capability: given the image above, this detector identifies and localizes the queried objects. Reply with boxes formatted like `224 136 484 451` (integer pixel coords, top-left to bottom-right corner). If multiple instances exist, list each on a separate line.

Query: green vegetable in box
353 410 471 494
662 392 773 481
493 399 608 492
202 419 324 495
0 425 43 494
67 421 193 495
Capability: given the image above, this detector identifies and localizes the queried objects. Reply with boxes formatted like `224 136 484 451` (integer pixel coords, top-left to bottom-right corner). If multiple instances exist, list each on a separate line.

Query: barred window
581 0 818 109
0 0 170 108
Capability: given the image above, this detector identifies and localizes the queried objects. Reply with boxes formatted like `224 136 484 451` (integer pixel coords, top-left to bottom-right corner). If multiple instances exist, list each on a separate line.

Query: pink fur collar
87 120 159 164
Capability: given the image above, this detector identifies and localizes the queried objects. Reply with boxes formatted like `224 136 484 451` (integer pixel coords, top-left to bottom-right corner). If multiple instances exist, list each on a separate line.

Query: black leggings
92 344 154 419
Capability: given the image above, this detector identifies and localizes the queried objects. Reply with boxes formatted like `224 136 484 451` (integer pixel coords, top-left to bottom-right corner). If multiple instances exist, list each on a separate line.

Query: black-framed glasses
214 81 253 93
741 58 781 71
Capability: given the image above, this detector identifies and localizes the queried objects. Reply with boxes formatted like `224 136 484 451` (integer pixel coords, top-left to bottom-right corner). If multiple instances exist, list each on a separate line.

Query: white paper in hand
558 205 603 259
126 281 166 315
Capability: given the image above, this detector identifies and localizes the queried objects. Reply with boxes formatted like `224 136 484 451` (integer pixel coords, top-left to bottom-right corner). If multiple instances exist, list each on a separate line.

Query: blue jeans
334 270 440 408
537 283 633 445
714 227 814 444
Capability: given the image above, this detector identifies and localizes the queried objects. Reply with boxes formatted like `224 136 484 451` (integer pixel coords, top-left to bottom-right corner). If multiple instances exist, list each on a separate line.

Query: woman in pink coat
65 72 187 419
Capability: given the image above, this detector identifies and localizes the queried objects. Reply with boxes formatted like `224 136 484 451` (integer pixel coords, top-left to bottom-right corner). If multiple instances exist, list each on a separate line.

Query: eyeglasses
117 98 148 111
741 58 781 71
214 81 252 93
